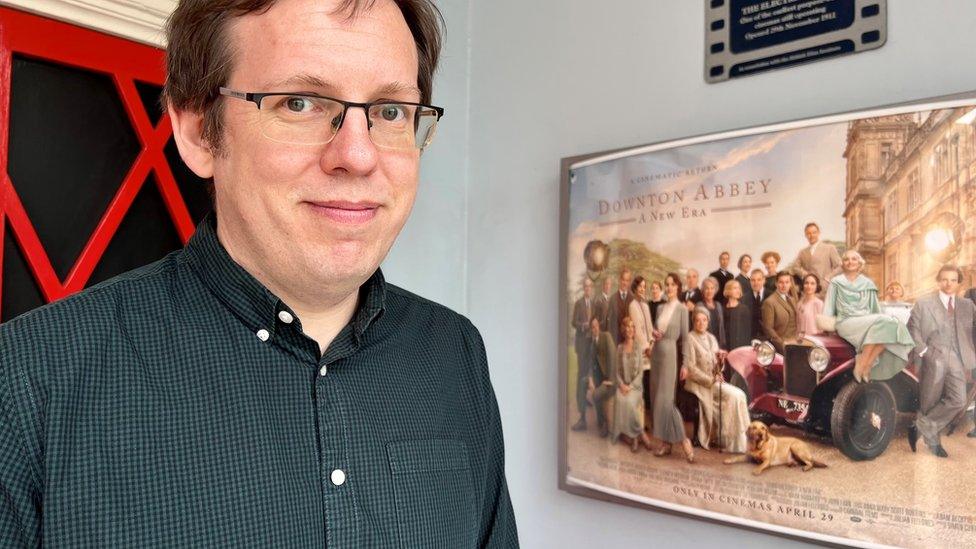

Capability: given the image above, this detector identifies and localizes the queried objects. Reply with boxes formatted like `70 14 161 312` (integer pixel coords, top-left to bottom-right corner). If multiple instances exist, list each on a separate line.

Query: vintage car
724 334 919 461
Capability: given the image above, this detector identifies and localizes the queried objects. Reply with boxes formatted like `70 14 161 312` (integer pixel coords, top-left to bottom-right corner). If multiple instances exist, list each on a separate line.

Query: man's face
589 318 601 338
210 0 421 297
583 278 593 298
750 272 765 291
805 225 820 245
776 275 792 295
686 270 699 289
938 270 961 296
602 277 612 295
619 273 631 294
719 253 730 269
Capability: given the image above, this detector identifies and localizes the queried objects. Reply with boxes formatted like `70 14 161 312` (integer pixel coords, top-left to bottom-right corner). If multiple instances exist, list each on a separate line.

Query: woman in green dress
611 316 654 451
823 250 914 382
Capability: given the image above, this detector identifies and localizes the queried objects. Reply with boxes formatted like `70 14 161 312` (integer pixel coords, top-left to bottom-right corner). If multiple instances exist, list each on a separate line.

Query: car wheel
830 380 896 461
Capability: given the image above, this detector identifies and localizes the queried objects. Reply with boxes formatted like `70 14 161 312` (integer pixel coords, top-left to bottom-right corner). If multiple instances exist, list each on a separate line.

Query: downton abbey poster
560 94 976 547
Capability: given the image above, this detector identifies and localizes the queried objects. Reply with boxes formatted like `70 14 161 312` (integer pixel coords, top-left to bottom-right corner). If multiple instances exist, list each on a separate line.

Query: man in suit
593 277 612 335
734 254 753 300
583 317 617 437
741 268 769 338
709 251 735 307
571 278 595 430
967 284 976 437
682 268 703 312
906 265 976 456
761 272 799 354
607 268 633 343
788 222 842 296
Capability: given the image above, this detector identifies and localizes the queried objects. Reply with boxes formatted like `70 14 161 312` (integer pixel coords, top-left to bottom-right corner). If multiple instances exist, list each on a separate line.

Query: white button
256 329 270 342
319 365 328 377
330 469 346 486
278 311 294 324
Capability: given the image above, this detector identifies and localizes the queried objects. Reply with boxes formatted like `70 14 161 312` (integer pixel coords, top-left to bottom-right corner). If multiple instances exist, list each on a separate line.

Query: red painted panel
0 7 197 310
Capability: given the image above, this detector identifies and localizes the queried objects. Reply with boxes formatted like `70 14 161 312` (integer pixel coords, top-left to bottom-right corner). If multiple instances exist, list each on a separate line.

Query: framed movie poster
558 92 976 547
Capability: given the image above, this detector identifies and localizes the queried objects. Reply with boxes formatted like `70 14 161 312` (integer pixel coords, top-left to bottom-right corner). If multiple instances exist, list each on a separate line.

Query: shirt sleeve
467 325 519 548
0 354 42 548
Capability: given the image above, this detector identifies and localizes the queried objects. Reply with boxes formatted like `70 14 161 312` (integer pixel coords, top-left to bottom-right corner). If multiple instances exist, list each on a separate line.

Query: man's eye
378 105 406 122
284 97 314 113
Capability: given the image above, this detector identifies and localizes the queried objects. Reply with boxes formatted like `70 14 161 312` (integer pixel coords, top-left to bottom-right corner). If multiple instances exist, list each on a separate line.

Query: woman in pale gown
823 250 914 382
611 316 654 451
683 309 749 453
650 272 695 462
628 276 654 429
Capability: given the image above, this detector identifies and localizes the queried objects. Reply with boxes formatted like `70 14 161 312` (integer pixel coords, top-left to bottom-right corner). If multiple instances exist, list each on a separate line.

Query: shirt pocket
387 439 477 548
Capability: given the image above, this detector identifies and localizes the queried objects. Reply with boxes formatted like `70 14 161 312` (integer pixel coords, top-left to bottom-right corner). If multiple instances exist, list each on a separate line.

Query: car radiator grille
784 346 817 398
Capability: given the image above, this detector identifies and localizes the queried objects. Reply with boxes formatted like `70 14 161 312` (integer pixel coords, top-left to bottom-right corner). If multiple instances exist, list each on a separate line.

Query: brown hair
163 0 444 152
761 251 781 264
664 272 683 295
936 264 963 282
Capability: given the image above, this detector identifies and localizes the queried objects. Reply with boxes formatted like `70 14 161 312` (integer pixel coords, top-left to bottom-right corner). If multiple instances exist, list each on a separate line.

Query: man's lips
304 200 380 224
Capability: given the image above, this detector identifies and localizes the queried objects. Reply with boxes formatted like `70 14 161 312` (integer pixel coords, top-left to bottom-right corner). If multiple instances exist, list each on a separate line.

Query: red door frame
0 7 195 307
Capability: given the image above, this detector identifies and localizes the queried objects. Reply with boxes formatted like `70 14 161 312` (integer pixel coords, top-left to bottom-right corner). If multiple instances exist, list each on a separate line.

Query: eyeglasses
218 87 444 151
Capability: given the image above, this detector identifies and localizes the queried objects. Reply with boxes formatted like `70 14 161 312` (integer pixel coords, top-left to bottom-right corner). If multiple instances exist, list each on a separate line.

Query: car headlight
808 346 829 373
756 341 775 366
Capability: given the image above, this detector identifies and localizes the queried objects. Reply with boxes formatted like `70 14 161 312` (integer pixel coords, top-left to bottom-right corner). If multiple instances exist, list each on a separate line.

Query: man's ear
168 105 216 179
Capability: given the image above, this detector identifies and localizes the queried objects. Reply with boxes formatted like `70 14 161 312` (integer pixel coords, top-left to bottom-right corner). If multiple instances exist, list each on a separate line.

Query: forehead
227 0 419 98
939 271 959 280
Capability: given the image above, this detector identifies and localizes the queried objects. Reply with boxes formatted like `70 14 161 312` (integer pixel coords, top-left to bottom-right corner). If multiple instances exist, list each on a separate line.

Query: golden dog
723 421 827 475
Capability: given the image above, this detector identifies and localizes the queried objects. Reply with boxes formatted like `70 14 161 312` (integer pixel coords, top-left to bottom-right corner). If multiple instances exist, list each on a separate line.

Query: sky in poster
568 122 848 288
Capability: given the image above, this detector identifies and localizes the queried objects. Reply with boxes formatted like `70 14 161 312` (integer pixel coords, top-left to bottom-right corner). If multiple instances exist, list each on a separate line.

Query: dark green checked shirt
0 215 518 548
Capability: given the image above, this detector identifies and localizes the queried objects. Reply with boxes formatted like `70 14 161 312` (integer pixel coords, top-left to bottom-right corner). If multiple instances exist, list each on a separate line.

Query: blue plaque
705 0 886 82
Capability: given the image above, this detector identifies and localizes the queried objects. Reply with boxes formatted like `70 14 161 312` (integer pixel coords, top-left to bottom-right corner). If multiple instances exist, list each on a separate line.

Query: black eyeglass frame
218 87 444 146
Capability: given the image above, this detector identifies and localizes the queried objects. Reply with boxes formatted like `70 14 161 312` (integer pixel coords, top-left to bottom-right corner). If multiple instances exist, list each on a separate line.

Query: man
682 268 703 311
0 1 517 547
761 272 799 354
709 251 735 306
906 265 976 457
788 222 841 295
741 268 769 338
571 278 594 430
608 268 633 343
593 276 612 335
578 317 616 436
734 254 753 299
967 283 976 437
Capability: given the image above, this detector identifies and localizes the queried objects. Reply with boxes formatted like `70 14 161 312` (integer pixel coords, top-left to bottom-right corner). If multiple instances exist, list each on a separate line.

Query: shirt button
256 329 270 342
331 469 346 486
278 311 294 324
319 365 328 377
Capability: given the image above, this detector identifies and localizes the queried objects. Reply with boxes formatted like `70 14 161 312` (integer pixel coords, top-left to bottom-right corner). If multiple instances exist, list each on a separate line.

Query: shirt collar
939 292 954 309
184 214 386 340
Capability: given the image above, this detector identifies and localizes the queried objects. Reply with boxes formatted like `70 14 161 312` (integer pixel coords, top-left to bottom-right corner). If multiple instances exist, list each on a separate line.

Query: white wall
456 1 976 547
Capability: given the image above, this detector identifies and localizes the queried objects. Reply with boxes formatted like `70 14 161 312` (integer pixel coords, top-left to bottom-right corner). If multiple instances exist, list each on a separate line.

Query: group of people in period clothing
572 220 976 461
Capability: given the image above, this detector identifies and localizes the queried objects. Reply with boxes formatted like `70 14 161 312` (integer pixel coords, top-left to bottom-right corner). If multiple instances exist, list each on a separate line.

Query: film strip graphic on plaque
704 0 887 82
0 8 210 322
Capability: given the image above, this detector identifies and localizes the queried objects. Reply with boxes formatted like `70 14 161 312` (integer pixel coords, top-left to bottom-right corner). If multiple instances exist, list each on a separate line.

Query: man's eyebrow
262 75 421 99
376 81 422 98
264 74 332 90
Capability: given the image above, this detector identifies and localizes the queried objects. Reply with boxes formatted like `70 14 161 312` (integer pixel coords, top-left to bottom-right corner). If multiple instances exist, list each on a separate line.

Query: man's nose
319 107 379 176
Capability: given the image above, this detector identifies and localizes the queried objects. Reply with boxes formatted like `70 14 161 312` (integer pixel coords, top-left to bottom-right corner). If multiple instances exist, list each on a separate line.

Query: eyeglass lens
258 95 438 150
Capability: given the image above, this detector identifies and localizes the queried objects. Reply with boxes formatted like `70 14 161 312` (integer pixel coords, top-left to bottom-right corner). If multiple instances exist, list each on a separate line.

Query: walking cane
717 352 723 454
